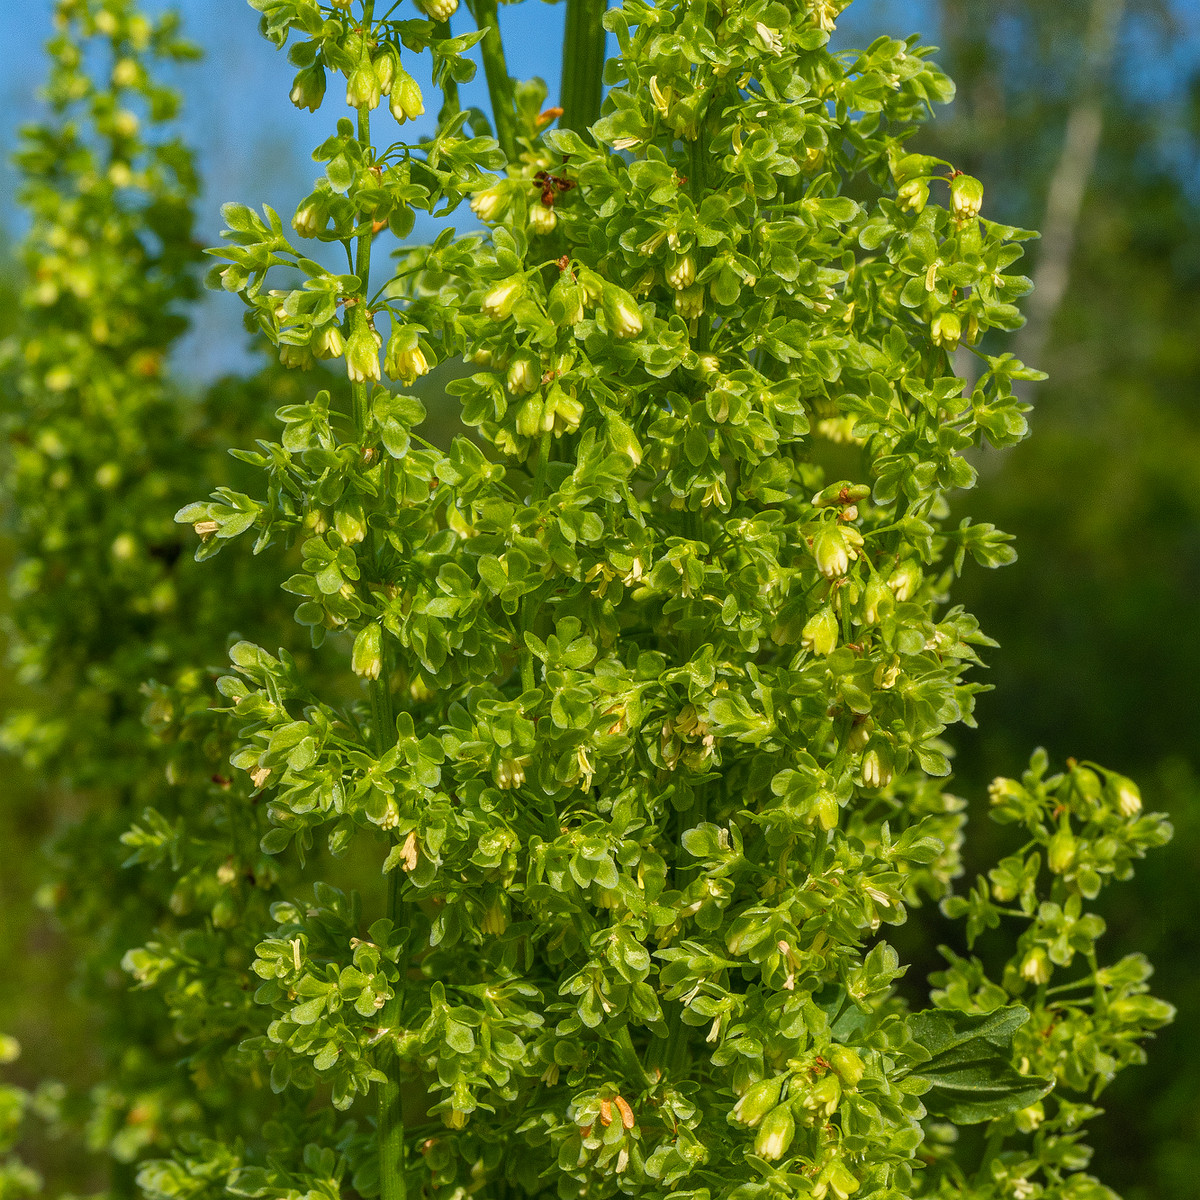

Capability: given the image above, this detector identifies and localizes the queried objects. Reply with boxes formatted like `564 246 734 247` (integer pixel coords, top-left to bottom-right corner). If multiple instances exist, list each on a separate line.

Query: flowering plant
2 1 1172 1199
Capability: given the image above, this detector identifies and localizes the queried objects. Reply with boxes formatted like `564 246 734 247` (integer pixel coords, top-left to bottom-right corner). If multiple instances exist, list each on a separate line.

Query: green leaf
906 1005 1053 1123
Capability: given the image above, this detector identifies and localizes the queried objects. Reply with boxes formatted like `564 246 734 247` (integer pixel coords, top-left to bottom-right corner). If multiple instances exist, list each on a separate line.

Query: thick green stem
349 45 407 1199
560 0 608 134
377 867 406 1200
467 0 517 163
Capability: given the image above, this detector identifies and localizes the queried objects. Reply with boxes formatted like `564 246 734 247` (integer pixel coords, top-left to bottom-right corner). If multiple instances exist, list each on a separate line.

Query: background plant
0 1 323 1189
0 1 1184 1199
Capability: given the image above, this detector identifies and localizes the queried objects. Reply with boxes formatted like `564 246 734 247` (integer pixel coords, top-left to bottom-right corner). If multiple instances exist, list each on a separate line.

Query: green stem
377 864 406 1200
467 0 517 163
560 0 608 134
613 1025 652 1088
432 19 461 127
348 51 406 1200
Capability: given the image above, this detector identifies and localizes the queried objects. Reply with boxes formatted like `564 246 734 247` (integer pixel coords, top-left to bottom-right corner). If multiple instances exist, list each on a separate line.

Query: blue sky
2 0 1196 377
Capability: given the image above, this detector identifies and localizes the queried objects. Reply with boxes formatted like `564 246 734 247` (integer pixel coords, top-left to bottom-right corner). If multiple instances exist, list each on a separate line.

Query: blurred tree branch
1015 0 1126 391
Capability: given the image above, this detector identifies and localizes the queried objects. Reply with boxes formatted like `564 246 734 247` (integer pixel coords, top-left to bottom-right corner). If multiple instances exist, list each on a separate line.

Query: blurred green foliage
903 6 1200 1199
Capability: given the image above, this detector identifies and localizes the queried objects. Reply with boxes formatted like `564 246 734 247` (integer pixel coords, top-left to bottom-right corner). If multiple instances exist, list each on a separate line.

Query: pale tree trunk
1014 0 1127 395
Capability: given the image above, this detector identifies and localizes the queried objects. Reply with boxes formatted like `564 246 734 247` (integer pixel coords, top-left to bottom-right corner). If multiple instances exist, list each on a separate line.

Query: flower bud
506 356 538 395
730 1077 784 1128
897 178 929 213
290 63 326 112
375 49 396 96
390 69 424 123
648 75 673 120
802 606 838 657
809 788 838 830
293 192 328 239
481 900 507 936
346 315 382 383
950 173 984 221
808 1074 841 1116
812 523 861 579
415 0 458 18
483 277 523 321
847 718 872 754
385 326 430 384
1020 947 1051 985
887 560 922 602
529 203 558 235
1015 1102 1045 1134
1047 825 1075 874
601 285 643 338
988 776 1022 806
666 254 695 291
280 342 315 371
1110 775 1142 818
546 383 583 435
515 395 544 438
821 1161 860 1200
549 275 586 326
496 756 527 789
827 1045 865 1088
352 623 383 680
312 323 345 360
470 184 507 222
632 268 657 297
674 284 704 321
346 62 382 110
862 577 891 625
931 310 961 350
861 740 893 789
335 500 368 545
607 413 642 466
754 1105 795 1162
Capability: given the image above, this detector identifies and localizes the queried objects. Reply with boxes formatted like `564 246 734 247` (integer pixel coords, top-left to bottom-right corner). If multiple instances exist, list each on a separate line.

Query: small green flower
754 1104 795 1161
950 173 985 220
802 606 838 656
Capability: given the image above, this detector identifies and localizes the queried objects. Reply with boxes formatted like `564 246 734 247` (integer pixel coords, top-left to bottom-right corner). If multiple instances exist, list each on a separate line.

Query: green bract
1 1 1173 1199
